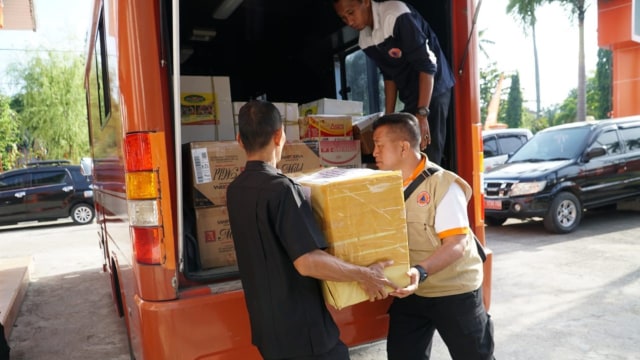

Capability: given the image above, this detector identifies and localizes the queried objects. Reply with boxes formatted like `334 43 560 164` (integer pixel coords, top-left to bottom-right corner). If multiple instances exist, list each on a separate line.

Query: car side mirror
583 147 607 162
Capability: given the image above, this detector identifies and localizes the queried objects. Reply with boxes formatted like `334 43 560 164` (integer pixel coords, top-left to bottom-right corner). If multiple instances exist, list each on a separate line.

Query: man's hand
389 266 420 298
417 114 431 150
357 260 398 302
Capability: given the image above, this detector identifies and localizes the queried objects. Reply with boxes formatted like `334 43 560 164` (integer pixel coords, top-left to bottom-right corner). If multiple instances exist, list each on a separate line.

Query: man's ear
236 134 245 150
273 127 284 146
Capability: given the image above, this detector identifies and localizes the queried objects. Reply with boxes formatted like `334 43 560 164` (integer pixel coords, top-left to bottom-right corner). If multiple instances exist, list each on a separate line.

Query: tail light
125 132 163 265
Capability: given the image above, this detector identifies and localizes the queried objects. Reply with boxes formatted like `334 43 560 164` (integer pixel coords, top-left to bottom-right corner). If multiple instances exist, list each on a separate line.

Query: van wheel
485 216 507 226
544 192 582 234
71 203 95 224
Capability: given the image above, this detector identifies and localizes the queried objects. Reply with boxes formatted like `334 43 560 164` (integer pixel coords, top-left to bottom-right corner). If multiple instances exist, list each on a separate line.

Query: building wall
598 0 640 116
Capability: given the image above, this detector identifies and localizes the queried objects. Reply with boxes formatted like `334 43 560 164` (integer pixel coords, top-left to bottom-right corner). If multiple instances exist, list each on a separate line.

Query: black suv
484 117 640 233
0 160 95 226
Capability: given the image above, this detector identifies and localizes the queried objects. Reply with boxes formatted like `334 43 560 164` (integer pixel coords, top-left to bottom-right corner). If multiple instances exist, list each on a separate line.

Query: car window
499 135 528 154
483 136 498 157
620 126 640 151
590 130 622 155
0 174 30 191
31 171 70 187
510 127 590 162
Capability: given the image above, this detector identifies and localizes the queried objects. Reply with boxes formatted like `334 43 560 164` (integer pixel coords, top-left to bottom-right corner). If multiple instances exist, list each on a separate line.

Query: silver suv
483 128 533 172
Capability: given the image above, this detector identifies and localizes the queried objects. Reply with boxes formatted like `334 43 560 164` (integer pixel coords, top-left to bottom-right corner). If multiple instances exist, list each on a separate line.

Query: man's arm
417 71 434 149
294 249 397 301
384 79 398 113
390 234 466 298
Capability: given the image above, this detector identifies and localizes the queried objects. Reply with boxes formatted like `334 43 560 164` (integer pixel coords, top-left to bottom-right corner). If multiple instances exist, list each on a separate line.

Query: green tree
595 48 612 119
503 72 524 128
0 95 21 170
548 0 589 121
554 74 599 124
507 0 544 119
7 51 89 162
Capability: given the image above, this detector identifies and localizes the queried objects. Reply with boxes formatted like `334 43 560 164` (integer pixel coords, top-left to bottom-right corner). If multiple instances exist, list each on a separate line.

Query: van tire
485 216 507 226
544 192 582 234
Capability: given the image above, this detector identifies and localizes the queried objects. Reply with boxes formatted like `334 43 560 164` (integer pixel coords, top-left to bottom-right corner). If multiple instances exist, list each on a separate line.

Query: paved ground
2 208 640 359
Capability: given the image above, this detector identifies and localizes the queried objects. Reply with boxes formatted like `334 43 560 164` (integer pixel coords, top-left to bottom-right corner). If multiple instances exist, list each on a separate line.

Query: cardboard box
295 168 410 309
299 114 353 141
352 112 383 155
278 141 322 174
233 101 300 141
185 141 247 207
195 206 237 269
180 76 235 142
299 98 363 116
319 140 362 168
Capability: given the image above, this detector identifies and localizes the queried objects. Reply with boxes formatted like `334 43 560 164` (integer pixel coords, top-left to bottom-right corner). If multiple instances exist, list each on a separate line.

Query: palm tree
478 29 496 60
506 0 544 120
549 0 588 121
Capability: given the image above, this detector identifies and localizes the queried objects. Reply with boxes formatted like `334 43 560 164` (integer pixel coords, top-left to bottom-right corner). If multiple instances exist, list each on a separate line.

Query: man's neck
246 148 279 168
402 153 426 184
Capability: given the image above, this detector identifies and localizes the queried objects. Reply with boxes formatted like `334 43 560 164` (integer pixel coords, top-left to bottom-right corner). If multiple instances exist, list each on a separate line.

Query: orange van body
84 0 489 358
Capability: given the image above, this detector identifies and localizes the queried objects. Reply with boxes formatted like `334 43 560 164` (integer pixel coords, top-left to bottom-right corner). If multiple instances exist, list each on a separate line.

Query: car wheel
71 203 95 225
485 216 507 226
544 192 582 234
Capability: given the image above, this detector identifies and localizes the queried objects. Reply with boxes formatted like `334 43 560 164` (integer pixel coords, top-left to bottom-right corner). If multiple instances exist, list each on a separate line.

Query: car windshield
508 127 590 163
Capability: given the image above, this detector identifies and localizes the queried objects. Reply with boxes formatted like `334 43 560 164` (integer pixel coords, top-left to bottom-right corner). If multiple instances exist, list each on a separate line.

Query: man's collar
403 154 428 187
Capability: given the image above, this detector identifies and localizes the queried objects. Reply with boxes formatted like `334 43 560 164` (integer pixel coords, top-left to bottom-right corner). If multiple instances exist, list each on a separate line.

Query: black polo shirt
226 161 340 359
359 1 455 112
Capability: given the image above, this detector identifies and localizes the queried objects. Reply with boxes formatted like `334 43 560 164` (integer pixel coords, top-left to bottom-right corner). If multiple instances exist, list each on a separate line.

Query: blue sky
1 0 599 109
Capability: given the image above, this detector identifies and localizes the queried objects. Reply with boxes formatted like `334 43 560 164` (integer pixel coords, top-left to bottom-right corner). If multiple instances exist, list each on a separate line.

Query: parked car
483 117 640 233
0 160 95 226
482 128 533 171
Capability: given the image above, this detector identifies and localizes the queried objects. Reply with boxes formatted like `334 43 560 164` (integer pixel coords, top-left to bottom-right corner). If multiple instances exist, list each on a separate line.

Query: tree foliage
7 51 89 163
479 62 502 126
504 72 523 128
595 48 612 119
0 95 21 170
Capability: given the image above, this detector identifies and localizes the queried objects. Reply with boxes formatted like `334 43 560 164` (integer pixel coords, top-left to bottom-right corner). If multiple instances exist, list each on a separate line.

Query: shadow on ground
7 268 130 360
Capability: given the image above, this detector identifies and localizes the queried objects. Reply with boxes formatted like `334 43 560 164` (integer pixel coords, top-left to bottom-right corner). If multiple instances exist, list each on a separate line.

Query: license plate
485 199 502 210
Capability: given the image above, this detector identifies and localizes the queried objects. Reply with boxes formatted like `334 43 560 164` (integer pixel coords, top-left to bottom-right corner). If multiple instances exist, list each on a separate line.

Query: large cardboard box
299 98 363 116
185 141 246 207
319 140 362 168
278 141 322 174
195 206 237 269
295 167 410 309
299 114 353 141
180 76 235 142
352 112 383 155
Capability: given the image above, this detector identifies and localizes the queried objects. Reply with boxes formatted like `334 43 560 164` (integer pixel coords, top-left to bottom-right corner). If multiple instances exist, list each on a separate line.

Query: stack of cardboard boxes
181 76 408 308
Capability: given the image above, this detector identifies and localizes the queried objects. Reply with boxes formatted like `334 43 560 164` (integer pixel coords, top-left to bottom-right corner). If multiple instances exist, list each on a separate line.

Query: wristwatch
413 265 428 283
417 106 430 117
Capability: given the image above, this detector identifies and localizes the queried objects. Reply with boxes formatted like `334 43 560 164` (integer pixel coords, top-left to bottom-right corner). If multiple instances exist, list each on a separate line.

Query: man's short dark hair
372 112 421 150
238 100 283 153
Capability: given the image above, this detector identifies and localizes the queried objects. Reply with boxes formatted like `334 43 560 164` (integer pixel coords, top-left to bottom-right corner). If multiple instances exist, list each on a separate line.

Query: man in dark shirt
226 100 397 360
333 0 455 165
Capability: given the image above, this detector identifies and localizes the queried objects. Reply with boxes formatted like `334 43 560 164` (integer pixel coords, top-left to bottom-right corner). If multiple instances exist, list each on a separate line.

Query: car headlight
510 181 547 196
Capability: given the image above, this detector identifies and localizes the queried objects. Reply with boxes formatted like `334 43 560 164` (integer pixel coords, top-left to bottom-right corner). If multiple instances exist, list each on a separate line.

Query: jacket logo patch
388 48 402 58
416 191 430 207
